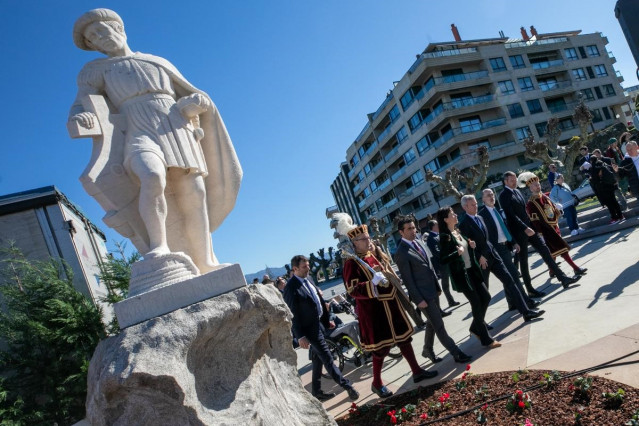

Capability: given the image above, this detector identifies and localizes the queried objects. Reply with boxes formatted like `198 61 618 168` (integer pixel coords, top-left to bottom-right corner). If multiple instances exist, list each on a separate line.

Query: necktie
473 215 486 235
303 279 322 318
412 241 430 267
493 209 512 241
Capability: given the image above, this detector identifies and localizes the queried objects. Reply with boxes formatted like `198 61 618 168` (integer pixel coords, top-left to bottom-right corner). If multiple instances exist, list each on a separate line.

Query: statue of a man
68 9 242 275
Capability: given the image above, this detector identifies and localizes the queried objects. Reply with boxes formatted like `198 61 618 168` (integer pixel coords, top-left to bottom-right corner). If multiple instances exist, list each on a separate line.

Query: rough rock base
87 284 336 426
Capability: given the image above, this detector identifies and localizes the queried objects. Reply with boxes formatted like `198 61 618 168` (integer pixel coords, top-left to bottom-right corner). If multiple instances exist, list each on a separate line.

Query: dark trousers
462 275 493 346
420 297 461 358
308 325 352 394
440 269 457 306
599 185 623 220
396 290 425 327
487 244 535 311
516 233 567 290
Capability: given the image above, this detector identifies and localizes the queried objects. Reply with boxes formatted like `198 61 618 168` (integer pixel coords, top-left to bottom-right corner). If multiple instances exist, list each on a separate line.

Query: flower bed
337 368 639 425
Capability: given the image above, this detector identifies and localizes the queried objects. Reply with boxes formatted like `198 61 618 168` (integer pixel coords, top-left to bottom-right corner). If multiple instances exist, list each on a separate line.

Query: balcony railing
539 80 572 92
390 166 407 182
376 125 393 144
505 37 568 49
383 145 400 162
358 198 368 209
547 101 578 114
434 70 489 85
446 94 494 110
382 197 399 209
431 128 455 149
608 51 616 60
371 93 394 122
532 59 564 70
457 117 507 134
377 179 391 192
422 47 478 59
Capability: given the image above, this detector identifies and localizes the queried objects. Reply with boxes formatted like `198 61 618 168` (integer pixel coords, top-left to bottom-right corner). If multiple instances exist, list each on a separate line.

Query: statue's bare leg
169 169 217 272
129 152 170 257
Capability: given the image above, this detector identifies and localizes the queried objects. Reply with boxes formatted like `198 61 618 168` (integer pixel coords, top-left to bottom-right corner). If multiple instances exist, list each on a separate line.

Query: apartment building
330 27 628 250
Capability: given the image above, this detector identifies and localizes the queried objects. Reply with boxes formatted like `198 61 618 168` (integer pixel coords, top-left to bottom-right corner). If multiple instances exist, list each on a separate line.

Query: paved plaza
296 218 639 419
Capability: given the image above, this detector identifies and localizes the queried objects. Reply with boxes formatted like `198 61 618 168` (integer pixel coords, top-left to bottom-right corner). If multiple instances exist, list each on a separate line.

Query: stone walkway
296 207 639 420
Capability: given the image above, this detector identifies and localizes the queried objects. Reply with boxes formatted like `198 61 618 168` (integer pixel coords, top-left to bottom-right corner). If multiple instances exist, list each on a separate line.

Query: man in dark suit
615 140 639 197
424 220 459 308
458 195 544 321
394 216 472 364
498 171 580 292
283 255 359 402
479 188 538 311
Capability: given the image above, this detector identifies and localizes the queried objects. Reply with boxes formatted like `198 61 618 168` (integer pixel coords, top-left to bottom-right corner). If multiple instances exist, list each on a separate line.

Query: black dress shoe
422 350 443 363
347 387 359 401
528 289 546 298
575 267 588 275
413 368 438 383
527 299 541 309
440 310 452 317
454 352 472 363
561 275 581 288
371 384 393 398
313 390 336 402
449 301 460 307
523 309 545 322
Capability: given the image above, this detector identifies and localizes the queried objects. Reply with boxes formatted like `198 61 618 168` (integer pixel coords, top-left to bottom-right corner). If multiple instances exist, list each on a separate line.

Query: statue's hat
73 9 123 51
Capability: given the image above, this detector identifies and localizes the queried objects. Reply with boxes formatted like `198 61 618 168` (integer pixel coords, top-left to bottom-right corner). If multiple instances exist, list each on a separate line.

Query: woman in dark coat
436 206 501 348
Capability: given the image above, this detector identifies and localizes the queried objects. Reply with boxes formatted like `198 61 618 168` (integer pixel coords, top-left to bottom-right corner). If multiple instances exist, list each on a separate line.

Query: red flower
518 401 525 408
390 414 397 424
516 390 523 396
351 402 358 409
438 396 445 402
466 364 471 371
482 403 488 411
387 410 396 417
401 407 407 413
569 385 575 391
462 372 467 380
420 413 428 419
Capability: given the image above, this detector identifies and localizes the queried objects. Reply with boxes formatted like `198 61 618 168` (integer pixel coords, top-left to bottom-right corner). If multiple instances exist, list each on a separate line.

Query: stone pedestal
87 285 336 426
114 263 246 328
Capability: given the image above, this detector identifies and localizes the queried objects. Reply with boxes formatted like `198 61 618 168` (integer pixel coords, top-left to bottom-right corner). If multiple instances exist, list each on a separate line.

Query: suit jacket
499 187 532 242
618 155 639 196
458 214 497 263
579 154 593 177
283 276 329 340
439 230 484 292
394 239 441 305
478 206 513 249
425 231 442 275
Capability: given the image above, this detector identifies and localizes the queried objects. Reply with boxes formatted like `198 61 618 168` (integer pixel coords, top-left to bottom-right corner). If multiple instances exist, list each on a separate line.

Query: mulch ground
336 369 639 425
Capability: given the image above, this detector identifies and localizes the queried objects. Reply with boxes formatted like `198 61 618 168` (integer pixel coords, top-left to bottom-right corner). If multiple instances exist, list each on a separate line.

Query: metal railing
434 70 489 85
532 59 564 70
422 47 478 59
539 80 572 92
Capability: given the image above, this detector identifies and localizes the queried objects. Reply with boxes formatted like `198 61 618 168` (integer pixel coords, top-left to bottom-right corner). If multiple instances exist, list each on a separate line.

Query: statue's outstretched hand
70 112 97 129
177 93 211 118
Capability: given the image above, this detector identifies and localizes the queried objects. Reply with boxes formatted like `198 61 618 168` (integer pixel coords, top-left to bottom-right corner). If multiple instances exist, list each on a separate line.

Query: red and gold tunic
526 193 570 257
342 251 413 352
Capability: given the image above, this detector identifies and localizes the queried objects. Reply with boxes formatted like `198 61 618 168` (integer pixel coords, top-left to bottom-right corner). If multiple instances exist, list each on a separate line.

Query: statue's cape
86 52 243 233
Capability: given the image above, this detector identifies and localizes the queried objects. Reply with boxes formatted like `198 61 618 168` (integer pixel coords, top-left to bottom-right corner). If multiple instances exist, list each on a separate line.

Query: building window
564 47 579 61
411 170 424 186
459 116 482 133
591 109 603 122
594 86 603 99
538 77 558 91
498 80 515 95
558 118 575 130
602 106 611 120
425 160 438 173
416 136 431 156
594 64 608 77
388 105 400 123
350 154 359 167
437 154 450 166
546 98 567 113
507 103 525 118
582 88 595 101
517 154 534 166
602 84 616 97
395 126 409 143
364 163 372 175
400 86 420 110
586 45 600 57
518 77 534 92
403 148 416 165
535 122 547 137
509 55 525 69
572 68 587 81
526 99 543 114
516 126 532 141
450 147 461 160
408 111 424 132
578 46 587 59
490 57 507 72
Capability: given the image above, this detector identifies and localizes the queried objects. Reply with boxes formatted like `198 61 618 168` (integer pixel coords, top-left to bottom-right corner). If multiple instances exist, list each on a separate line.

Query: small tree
0 246 106 425
425 145 490 201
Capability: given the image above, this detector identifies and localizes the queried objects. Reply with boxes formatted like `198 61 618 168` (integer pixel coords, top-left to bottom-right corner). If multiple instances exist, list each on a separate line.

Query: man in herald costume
68 9 241 273
334 213 437 399
519 172 587 277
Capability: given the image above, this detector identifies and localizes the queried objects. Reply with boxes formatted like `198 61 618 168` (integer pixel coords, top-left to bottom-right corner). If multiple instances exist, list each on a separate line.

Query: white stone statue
67 9 242 296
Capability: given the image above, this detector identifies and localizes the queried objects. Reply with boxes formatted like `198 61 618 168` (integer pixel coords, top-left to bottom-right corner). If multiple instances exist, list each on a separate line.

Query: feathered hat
330 212 368 240
517 171 539 188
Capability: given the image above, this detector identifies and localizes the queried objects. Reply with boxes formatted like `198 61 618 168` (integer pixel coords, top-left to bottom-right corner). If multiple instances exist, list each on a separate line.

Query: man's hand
524 227 535 237
456 246 465 256
612 164 619 172
298 337 310 349
328 320 336 329
468 239 477 249
371 272 386 286
479 255 488 269
70 112 97 129
417 300 428 309
513 243 520 253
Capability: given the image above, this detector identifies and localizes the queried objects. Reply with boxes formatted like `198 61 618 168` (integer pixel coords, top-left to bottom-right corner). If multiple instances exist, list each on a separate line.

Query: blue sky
0 0 636 274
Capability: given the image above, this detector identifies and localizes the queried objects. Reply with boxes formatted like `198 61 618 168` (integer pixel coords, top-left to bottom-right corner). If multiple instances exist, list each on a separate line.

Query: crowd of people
277 137 639 404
